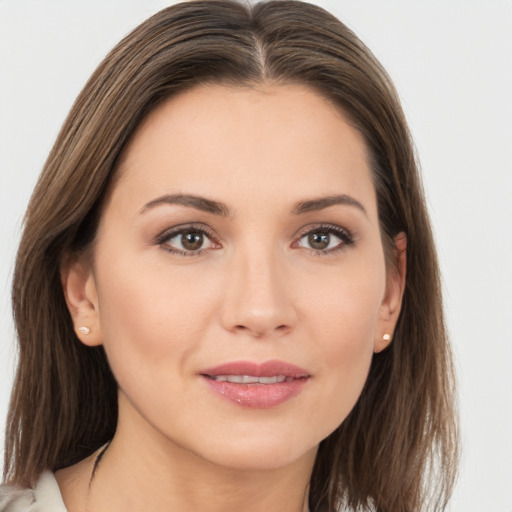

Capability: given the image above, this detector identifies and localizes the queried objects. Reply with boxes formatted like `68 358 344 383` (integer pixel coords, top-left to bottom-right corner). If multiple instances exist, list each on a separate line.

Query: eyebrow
139 192 366 218
292 194 367 216
139 194 230 216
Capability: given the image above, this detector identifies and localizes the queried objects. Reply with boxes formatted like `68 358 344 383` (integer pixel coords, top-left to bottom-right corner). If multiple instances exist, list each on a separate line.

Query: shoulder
0 472 67 512
0 482 34 511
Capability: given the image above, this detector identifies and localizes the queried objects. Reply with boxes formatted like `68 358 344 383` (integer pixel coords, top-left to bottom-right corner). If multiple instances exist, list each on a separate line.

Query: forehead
111 82 377 219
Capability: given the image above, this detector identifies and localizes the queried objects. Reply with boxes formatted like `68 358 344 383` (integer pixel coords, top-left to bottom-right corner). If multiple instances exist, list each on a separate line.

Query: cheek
314 290 378 387
302 249 385 347
300 256 385 429
93 252 220 388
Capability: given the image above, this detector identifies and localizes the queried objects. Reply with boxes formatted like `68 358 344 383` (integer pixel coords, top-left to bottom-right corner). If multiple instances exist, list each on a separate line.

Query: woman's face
67 83 404 471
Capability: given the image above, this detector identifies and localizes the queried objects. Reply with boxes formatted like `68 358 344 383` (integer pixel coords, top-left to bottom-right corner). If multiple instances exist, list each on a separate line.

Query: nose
220 245 297 339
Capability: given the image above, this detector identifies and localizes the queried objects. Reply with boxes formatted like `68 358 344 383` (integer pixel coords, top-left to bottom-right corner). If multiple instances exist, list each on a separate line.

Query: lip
200 360 310 408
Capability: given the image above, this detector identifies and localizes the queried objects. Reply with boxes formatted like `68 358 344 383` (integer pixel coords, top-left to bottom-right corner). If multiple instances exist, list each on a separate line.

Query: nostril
232 323 290 337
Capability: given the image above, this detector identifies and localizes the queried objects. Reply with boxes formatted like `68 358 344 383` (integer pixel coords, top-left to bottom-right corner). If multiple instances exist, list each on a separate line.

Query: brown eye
295 225 353 253
308 232 331 250
181 231 204 251
160 227 216 254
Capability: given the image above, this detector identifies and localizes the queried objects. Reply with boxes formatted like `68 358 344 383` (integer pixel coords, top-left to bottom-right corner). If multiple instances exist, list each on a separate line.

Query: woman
1 1 458 511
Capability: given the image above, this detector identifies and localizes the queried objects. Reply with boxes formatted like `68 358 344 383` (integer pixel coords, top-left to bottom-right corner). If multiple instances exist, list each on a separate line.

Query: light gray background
1 1 511 511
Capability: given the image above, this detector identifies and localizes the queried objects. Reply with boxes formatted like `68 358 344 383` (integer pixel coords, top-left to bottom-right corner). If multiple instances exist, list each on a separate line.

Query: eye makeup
292 223 355 256
155 223 221 256
153 220 355 258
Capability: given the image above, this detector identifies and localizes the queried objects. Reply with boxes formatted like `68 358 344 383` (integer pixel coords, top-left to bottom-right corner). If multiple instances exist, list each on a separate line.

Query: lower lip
202 377 308 408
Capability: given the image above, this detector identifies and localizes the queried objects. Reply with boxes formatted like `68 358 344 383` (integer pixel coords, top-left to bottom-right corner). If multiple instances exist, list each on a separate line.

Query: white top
0 471 67 512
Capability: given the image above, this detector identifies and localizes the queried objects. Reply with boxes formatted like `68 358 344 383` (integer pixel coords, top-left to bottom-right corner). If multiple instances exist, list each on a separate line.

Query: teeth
259 375 286 384
210 375 288 384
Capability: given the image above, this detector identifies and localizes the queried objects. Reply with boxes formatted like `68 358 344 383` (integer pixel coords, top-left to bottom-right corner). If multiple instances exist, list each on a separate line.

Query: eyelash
293 223 355 255
155 223 354 256
155 223 219 257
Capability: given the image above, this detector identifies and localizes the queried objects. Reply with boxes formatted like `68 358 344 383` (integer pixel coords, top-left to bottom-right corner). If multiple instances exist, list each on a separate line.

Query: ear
61 255 103 347
374 232 407 353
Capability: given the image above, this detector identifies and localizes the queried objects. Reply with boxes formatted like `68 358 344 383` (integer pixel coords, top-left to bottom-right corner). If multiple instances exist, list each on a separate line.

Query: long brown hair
4 1 458 510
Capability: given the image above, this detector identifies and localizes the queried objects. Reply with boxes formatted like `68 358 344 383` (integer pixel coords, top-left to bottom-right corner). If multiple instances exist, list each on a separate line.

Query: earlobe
374 232 407 353
61 257 103 347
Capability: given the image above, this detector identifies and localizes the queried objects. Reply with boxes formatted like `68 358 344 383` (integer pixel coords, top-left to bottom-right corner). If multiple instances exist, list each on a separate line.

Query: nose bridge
221 237 296 337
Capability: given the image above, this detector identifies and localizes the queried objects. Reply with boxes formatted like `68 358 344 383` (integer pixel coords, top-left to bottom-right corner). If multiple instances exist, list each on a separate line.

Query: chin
196 439 318 472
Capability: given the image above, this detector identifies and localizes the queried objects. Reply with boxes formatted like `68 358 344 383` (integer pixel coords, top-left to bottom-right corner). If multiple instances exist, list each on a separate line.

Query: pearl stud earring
78 326 91 335
383 333 391 342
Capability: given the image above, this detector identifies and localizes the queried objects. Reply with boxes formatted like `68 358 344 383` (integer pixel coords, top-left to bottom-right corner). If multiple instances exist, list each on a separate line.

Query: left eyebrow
292 194 367 216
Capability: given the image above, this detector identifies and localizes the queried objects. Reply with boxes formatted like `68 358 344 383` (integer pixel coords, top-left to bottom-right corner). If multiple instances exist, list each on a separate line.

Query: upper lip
200 360 310 379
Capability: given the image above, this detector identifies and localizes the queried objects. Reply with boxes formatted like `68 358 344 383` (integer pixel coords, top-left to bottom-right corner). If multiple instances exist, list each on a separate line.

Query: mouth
200 360 310 408
207 374 293 384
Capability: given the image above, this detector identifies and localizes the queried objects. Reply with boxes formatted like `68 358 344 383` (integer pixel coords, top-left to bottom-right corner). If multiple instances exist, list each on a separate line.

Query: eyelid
292 223 355 253
155 222 221 255
153 221 354 256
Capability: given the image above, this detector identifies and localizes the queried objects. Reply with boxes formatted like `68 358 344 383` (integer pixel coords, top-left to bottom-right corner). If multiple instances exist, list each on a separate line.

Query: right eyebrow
139 194 230 216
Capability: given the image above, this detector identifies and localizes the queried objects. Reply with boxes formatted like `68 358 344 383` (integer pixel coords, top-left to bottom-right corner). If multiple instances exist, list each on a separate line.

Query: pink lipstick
200 360 310 408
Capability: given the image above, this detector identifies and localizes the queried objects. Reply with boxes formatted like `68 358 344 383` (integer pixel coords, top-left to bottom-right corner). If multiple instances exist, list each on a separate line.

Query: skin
58 83 406 512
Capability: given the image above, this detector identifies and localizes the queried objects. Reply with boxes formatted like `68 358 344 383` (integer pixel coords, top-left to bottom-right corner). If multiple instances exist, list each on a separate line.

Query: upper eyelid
156 223 219 241
295 222 353 238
